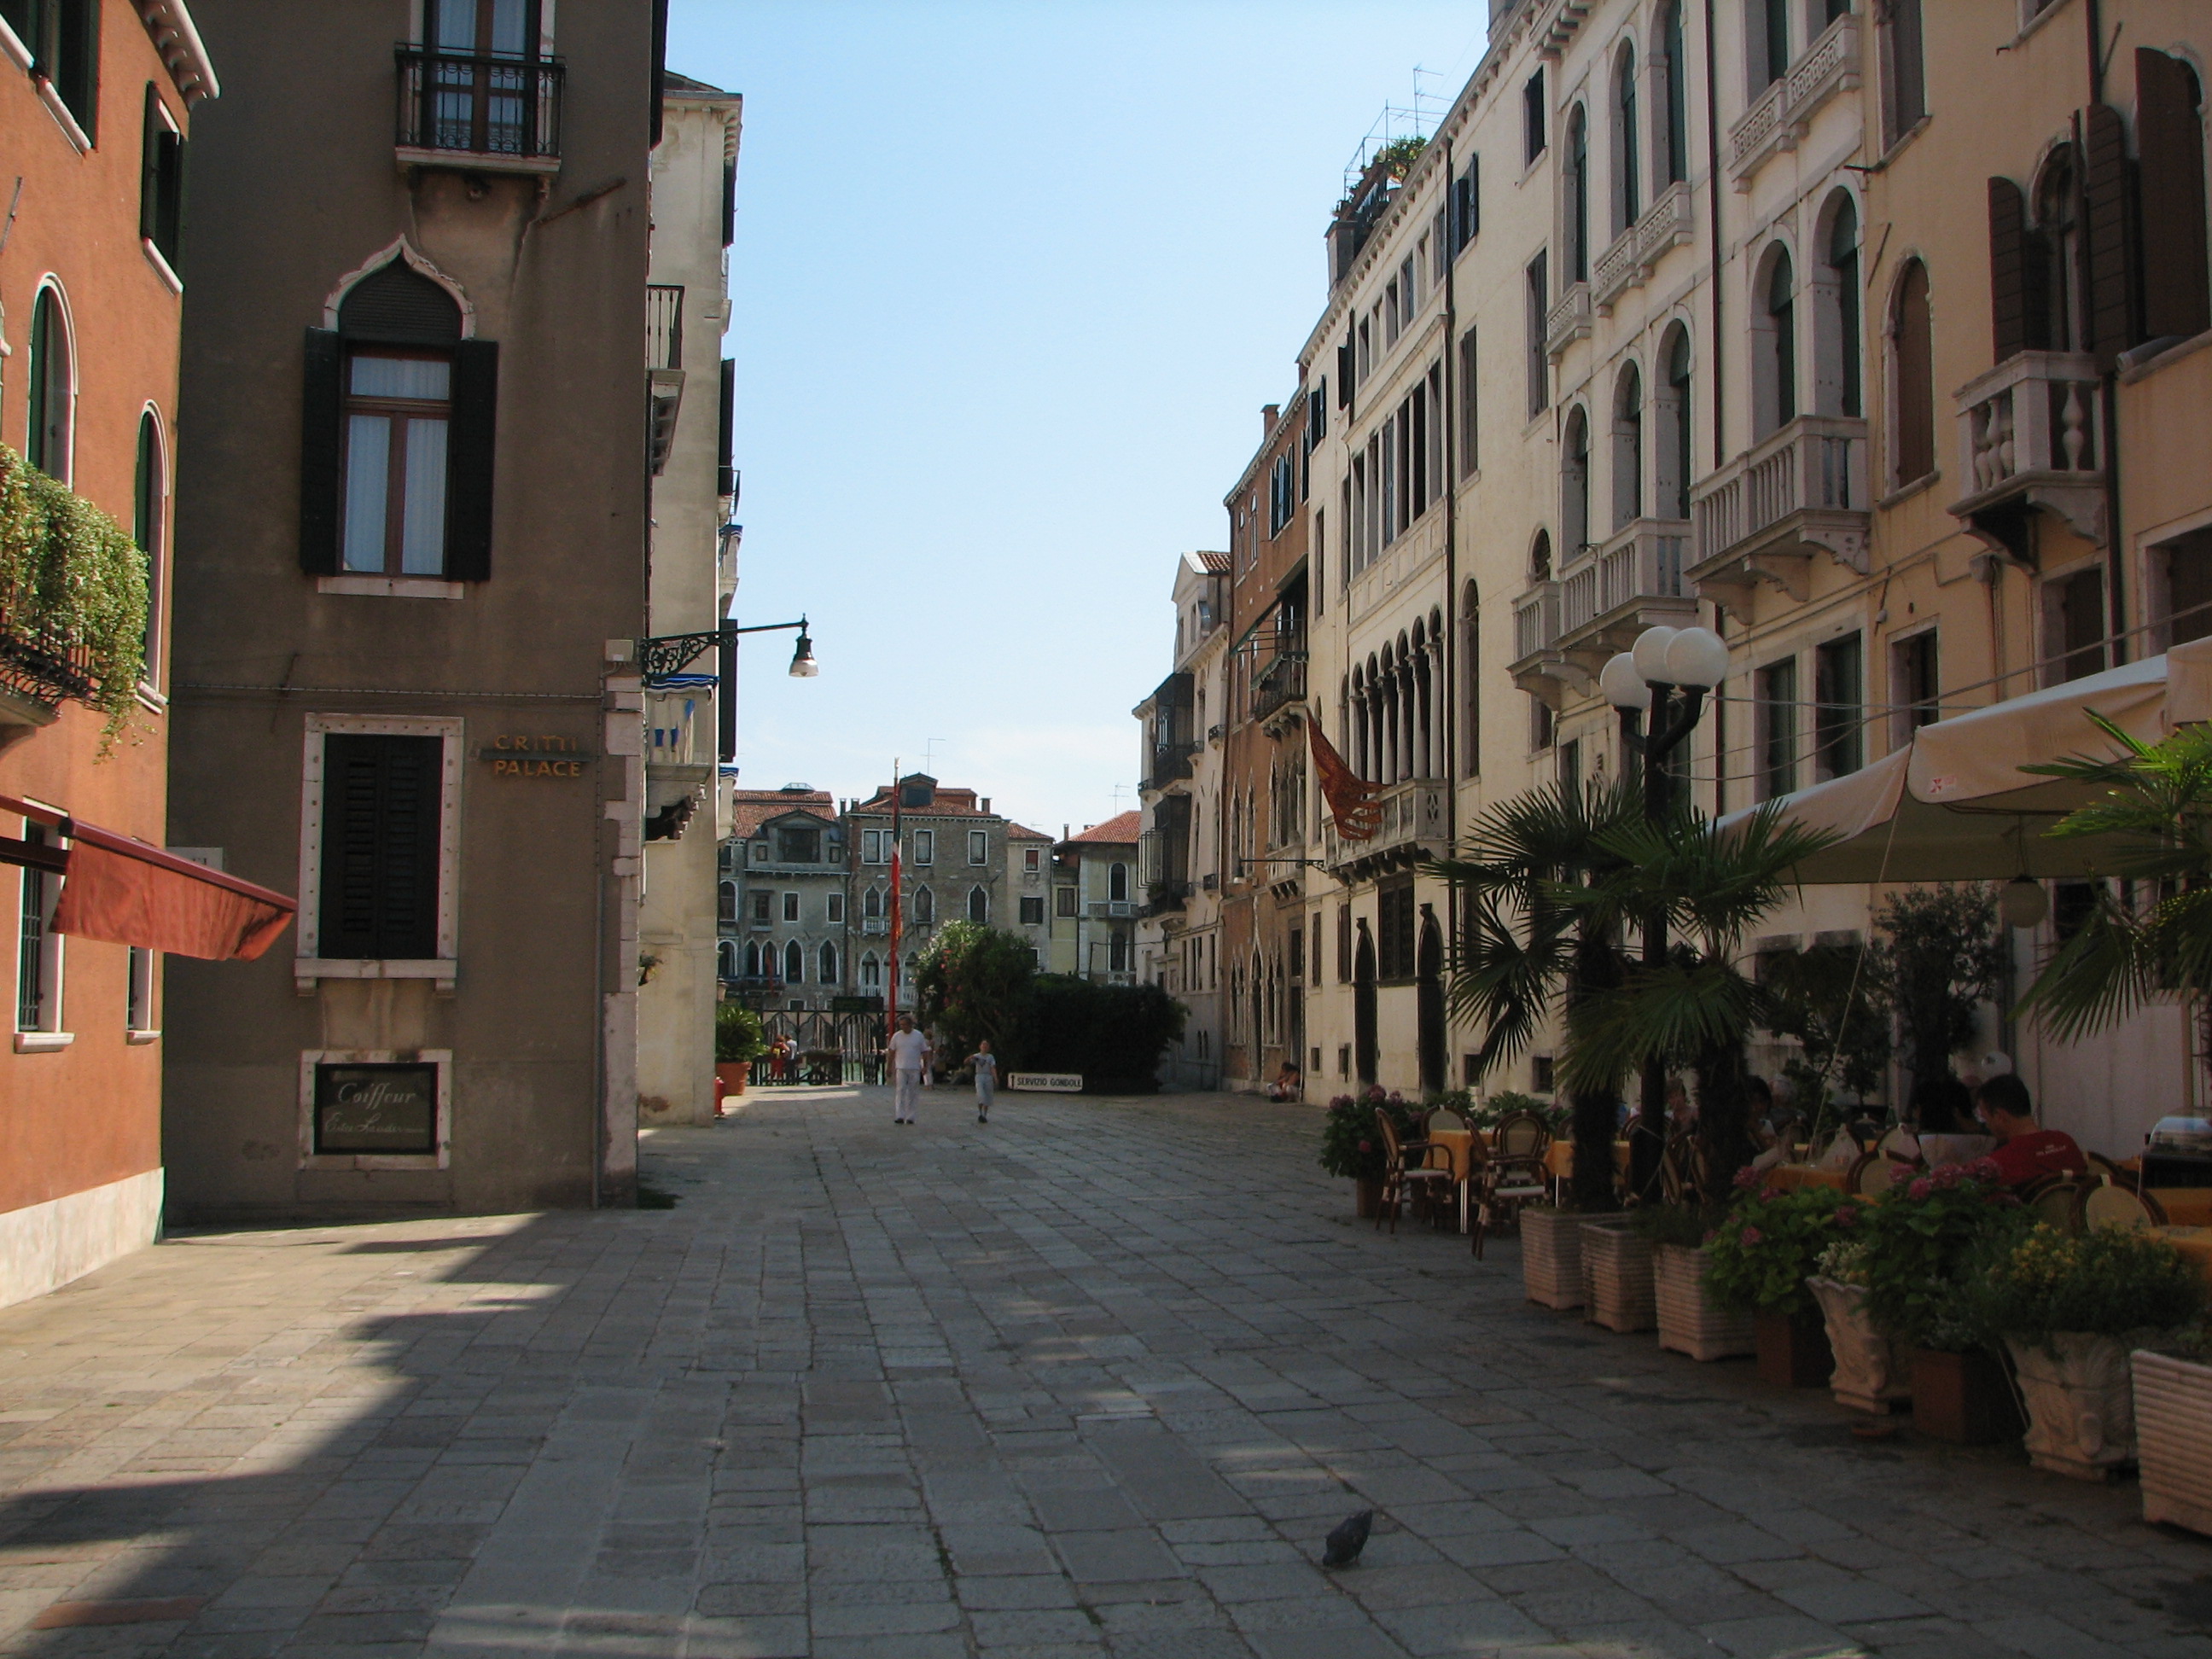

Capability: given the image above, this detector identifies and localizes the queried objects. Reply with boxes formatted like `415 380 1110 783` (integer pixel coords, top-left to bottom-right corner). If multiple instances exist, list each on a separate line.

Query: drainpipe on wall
1441 132 1461 1004
1703 0 1726 472
2084 0 2128 665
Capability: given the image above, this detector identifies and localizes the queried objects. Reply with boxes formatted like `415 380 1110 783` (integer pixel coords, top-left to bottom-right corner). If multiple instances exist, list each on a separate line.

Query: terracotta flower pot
1911 1347 2023 1445
1354 1178 1382 1220
1807 1278 1910 1413
2134 1349 2212 1534
715 1060 749 1098
1520 1209 1584 1310
1655 1243 1755 1360
1579 1219 1656 1333
2006 1331 2151 1480
1755 1311 1834 1388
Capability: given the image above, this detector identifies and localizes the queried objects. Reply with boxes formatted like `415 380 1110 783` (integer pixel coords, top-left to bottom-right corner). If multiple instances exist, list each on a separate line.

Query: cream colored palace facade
1144 0 2212 1150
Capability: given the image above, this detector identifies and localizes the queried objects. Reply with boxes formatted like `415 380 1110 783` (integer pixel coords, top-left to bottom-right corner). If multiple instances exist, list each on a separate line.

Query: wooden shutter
2084 102 2139 364
445 338 498 580
298 328 343 575
716 358 736 498
1987 177 2031 362
1336 338 1353 405
318 734 442 961
2137 50 2210 342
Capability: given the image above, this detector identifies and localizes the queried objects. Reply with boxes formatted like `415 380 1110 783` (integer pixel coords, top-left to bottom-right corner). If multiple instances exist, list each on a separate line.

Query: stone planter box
1911 1348 2023 1445
2007 1331 2151 1480
1755 1312 1834 1388
1521 1209 1583 1309
1808 1278 1910 1413
1354 1179 1382 1220
2134 1350 2212 1534
1655 1244 1755 1360
1579 1219 1656 1333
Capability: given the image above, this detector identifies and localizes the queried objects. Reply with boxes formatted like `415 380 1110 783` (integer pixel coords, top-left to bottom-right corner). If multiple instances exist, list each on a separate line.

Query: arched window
718 881 736 922
134 409 165 681
27 285 73 482
1562 408 1591 551
784 940 805 984
2139 50 2210 341
1109 930 1130 973
1613 46 1640 236
913 886 934 924
1755 246 1797 436
1660 3 1689 186
1889 258 1936 485
2034 147 2083 352
1530 527 1553 581
1566 107 1590 282
1819 195 1862 417
718 941 737 980
1656 325 1693 521
967 884 987 923
1612 364 1643 529
1108 862 1129 903
333 259 471 579
818 940 838 984
1461 579 1481 777
864 885 882 919
743 940 763 978
860 952 880 990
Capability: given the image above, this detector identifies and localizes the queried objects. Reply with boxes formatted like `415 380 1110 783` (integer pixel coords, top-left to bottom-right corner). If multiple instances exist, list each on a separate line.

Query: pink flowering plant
1701 1184 1856 1319
1318 1089 1422 1182
1858 1160 2029 1350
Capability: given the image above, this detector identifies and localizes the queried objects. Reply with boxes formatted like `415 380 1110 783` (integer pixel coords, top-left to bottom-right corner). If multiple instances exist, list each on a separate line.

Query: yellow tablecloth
1426 1127 1475 1184
2152 1190 2212 1228
1768 1164 1848 1194
1543 1142 1631 1179
2154 1225 2212 1285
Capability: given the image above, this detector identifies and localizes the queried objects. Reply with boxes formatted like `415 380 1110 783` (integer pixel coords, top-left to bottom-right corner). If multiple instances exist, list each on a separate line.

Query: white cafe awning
1720 636 2212 884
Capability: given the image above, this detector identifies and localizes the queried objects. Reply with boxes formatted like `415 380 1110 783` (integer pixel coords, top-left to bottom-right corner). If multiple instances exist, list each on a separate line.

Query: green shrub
1013 975 1185 1091
1857 1160 2029 1349
1703 1185 1854 1318
713 1000 766 1064
914 922 1035 1062
1318 1087 1423 1182
1959 1222 2206 1350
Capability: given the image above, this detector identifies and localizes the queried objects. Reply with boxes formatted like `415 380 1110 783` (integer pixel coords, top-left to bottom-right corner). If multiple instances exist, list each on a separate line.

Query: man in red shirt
1976 1074 2088 1185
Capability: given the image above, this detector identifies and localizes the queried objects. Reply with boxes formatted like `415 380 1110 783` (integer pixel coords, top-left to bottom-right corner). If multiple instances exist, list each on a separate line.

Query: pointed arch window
818 940 838 984
27 286 73 483
913 886 934 925
861 952 880 989
783 940 805 985
967 885 987 923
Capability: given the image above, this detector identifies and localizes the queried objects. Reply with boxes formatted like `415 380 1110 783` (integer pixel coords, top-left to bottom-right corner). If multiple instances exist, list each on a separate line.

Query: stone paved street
3 1087 2211 1659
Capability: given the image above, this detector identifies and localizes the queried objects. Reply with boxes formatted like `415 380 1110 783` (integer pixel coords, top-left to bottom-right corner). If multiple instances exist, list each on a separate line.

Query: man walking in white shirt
887 1013 932 1125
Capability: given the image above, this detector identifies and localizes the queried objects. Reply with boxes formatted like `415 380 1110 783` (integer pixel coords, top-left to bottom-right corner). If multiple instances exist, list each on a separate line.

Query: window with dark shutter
2084 103 2139 364
1988 177 2032 363
140 87 184 267
445 339 498 579
299 329 345 575
2138 51 2210 343
318 733 444 961
717 358 736 498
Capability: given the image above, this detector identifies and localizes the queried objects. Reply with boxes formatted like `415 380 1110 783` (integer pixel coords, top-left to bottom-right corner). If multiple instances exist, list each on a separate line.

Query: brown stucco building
161 0 660 1220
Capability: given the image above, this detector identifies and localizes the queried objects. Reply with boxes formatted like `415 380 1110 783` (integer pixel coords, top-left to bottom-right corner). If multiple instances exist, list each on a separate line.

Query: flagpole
887 759 903 1051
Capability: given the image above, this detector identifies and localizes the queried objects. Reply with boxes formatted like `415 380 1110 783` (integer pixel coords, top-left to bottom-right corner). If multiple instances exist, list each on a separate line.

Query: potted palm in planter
1519 1203 1586 1309
1962 1223 2204 1480
714 1001 767 1101
1703 1182 1850 1387
2135 1328 2212 1535
1639 1205 1753 1360
1579 1214 1657 1332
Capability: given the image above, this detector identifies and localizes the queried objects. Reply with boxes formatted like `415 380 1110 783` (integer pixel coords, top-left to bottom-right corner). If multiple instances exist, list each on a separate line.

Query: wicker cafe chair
1468 1138 1549 1260
2021 1177 2090 1235
1846 1150 1909 1198
2086 1150 2136 1190
1374 1109 1458 1236
2084 1182 2168 1231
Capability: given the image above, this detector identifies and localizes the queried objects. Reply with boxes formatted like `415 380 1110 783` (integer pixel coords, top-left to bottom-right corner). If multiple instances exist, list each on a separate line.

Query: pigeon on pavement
1322 1509 1373 1568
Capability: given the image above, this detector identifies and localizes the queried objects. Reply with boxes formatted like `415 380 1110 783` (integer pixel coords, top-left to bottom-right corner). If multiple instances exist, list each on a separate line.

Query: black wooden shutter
1987 177 2031 362
299 328 343 575
319 734 442 961
2084 102 2139 365
716 358 736 498
2136 51 2209 343
445 338 498 580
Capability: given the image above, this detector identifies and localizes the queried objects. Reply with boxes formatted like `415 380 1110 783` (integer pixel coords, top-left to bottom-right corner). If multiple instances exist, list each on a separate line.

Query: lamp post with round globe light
1600 623 1731 1196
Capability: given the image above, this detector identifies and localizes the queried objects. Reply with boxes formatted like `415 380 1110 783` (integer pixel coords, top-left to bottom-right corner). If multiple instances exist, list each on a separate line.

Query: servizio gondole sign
478 735 591 777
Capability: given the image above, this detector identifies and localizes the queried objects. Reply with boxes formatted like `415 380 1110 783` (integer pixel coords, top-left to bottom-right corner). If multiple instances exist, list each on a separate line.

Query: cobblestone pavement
3 1086 2212 1659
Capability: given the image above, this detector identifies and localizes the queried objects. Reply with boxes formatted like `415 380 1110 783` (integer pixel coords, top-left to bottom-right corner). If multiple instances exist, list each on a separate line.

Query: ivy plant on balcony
0 445 148 749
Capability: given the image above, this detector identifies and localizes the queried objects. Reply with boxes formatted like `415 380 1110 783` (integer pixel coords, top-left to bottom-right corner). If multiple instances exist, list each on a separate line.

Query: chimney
1262 403 1280 435
980 797 990 813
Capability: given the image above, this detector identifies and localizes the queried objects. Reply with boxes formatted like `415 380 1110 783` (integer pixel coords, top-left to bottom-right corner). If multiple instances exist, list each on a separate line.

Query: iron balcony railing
647 285 684 371
0 569 116 714
396 47 563 166
1251 650 1308 721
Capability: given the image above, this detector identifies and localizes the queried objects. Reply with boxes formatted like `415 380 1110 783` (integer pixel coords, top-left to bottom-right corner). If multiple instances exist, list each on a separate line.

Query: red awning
0 793 295 961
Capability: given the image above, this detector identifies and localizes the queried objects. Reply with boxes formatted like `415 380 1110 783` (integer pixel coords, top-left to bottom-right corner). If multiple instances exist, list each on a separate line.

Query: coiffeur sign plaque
480 735 591 777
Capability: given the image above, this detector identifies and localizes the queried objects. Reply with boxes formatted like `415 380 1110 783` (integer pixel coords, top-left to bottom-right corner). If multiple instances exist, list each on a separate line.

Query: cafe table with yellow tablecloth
2151 1190 2212 1228
1766 1163 1849 1194
2153 1225 2212 1286
1542 1140 1633 1181
1425 1126 1476 1184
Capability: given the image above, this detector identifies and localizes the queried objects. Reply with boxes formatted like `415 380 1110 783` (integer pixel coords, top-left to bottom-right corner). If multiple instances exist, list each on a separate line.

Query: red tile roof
1198 551 1231 573
729 789 834 840
1065 811 1141 846
851 783 993 817
1005 823 1052 841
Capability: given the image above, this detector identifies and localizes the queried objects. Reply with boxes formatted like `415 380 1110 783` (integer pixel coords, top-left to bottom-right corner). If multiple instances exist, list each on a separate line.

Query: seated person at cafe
1265 1062 1301 1102
1975 1074 2087 1185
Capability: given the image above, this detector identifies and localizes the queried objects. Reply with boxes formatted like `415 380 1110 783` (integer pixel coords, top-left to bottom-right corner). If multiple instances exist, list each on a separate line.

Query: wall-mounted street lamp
1599 623 1729 1196
637 615 820 763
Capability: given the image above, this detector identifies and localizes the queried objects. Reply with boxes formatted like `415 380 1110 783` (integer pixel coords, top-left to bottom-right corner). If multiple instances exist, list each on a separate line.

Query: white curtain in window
342 416 391 571
400 417 449 573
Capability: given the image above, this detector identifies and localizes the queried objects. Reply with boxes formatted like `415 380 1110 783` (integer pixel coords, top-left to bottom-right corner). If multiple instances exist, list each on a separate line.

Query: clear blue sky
669 1 1487 835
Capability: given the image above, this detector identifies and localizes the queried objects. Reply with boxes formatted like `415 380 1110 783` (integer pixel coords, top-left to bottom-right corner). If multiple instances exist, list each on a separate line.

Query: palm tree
1433 776 1642 1209
2016 715 2212 1092
1558 801 1840 1192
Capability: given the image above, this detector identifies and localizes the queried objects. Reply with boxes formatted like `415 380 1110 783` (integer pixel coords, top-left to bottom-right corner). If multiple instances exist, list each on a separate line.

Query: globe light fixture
1631 625 1679 684
788 624 819 678
2000 874 2050 929
1662 626 1731 689
1599 651 1651 710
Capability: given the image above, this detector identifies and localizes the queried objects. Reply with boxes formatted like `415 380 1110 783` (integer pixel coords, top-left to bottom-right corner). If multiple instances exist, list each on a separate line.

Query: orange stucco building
0 0 218 1307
